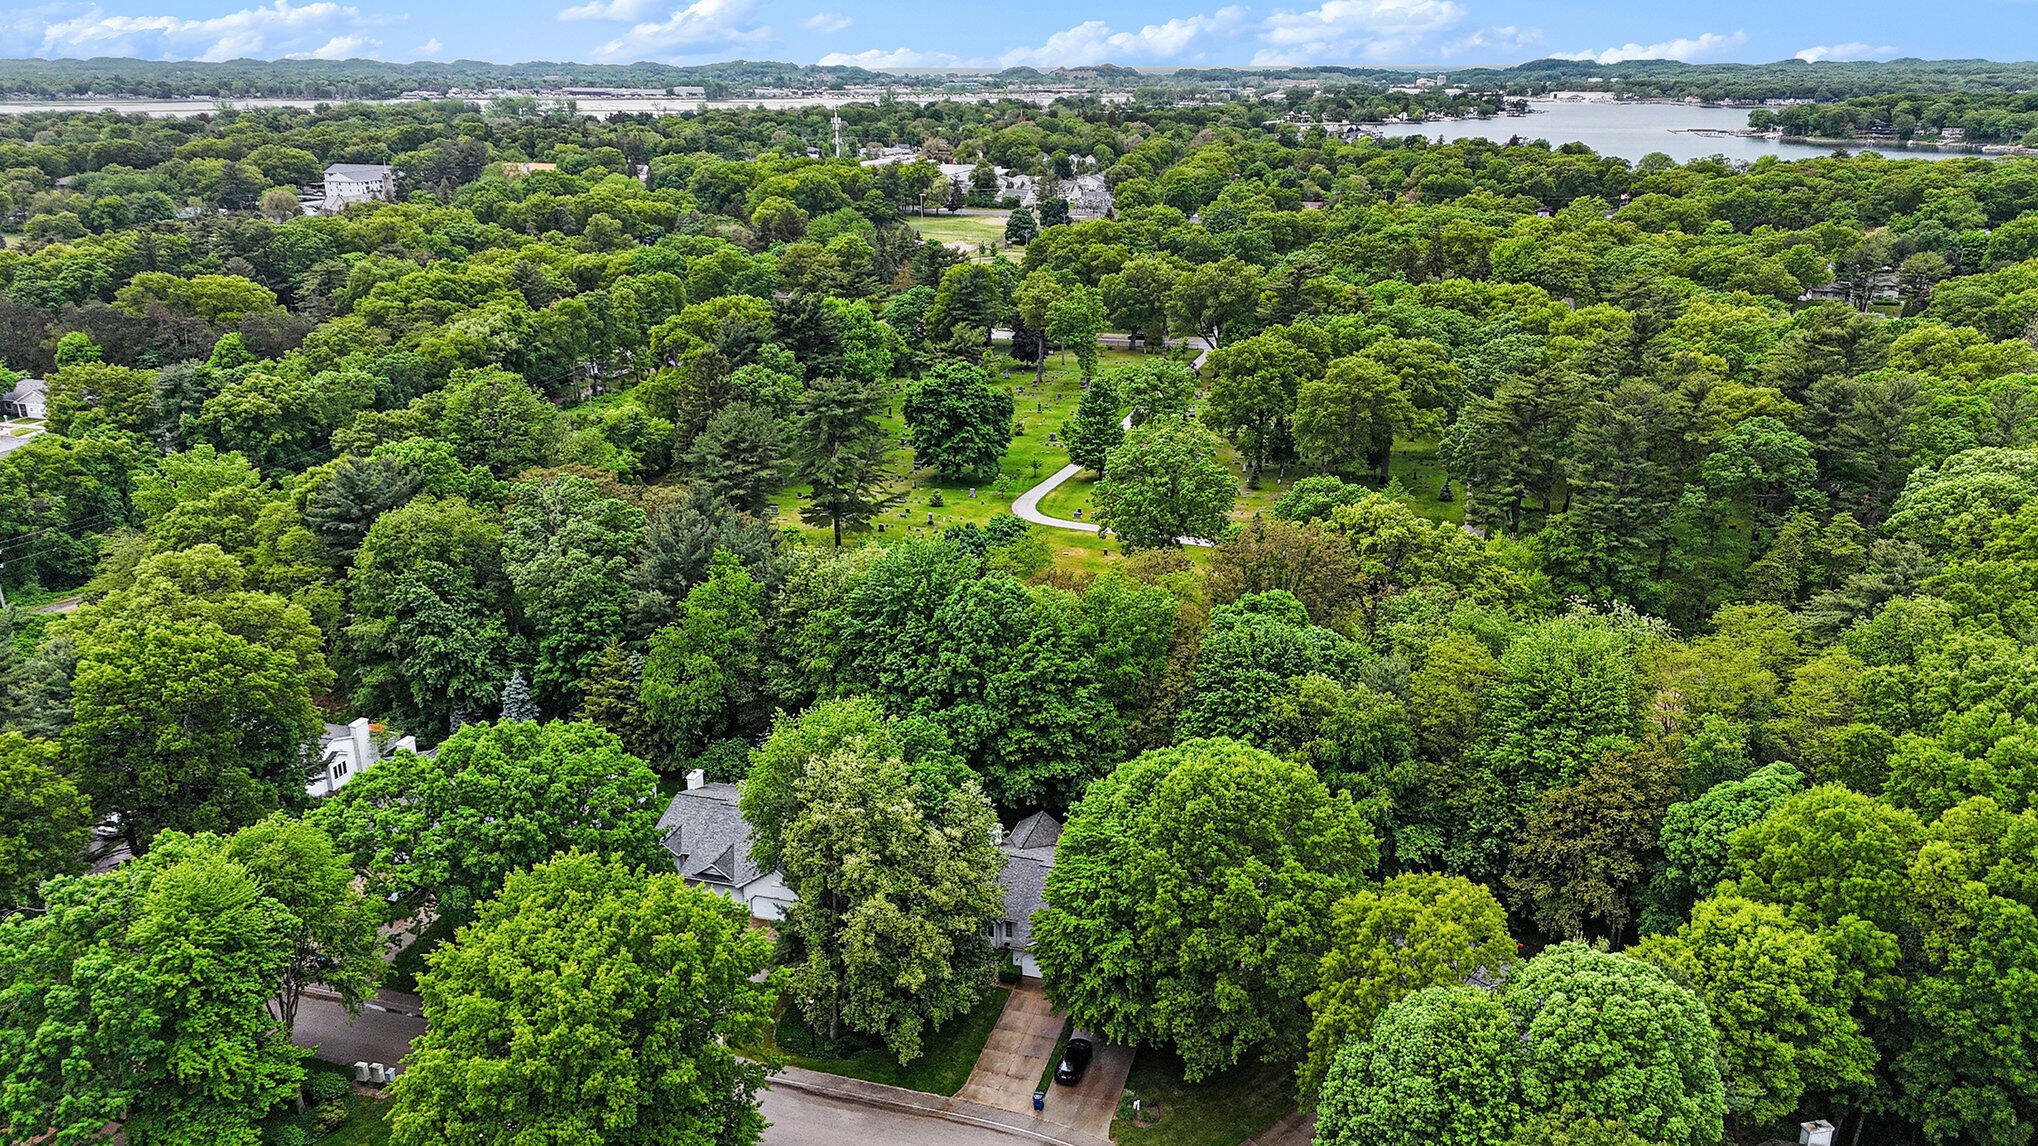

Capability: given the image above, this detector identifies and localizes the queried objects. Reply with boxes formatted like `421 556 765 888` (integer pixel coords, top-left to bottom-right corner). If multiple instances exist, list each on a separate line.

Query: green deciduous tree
391 853 775 1146
1635 895 1876 1131
641 549 766 761
1033 738 1377 1078
1316 986 1523 1146
62 545 331 855
1095 413 1237 550
311 720 664 934
0 731 92 910
0 843 304 1146
1302 873 1518 1103
903 359 1013 482
1501 943 1727 1146
502 474 646 711
763 731 1003 1062
1293 355 1430 482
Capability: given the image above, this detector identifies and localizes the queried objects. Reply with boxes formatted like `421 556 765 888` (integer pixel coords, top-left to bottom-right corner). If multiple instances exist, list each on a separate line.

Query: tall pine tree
790 374 894 548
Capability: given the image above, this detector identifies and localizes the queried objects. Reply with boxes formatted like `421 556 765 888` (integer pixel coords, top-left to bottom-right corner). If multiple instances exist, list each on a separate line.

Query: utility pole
832 109 843 159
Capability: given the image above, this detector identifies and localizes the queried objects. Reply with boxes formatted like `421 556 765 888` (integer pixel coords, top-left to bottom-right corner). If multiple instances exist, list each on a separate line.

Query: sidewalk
769 1065 1115 1146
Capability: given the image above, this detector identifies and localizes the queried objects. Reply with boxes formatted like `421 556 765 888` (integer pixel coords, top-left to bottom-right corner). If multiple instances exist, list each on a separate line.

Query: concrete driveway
955 984 1064 1111
1047 1041 1132 1140
953 983 1131 1142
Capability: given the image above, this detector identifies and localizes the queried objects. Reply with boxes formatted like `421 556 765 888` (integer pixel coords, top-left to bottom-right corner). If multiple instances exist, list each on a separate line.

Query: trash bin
1033 1089 1046 1112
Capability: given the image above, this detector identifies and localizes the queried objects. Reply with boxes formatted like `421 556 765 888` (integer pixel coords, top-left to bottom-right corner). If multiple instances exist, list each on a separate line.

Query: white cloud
817 46 958 68
803 11 850 33
1553 29 1746 65
588 0 767 60
997 6 1247 67
559 0 664 21
33 0 371 62
1253 0 1467 65
290 31 374 57
1795 42 1892 62
1440 23 1537 58
411 36 442 57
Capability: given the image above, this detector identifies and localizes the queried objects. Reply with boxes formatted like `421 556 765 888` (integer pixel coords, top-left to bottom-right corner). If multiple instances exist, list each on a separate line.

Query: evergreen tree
628 487 782 635
790 374 895 548
679 401 784 514
1061 375 1124 474
305 454 424 564
499 670 538 723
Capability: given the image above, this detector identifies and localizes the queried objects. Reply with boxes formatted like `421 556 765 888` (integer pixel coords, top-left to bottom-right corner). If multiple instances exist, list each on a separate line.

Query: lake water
0 91 1978 163
1425 98 1969 163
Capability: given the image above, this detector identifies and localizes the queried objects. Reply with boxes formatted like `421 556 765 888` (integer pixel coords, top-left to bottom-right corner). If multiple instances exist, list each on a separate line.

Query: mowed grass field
905 209 1013 258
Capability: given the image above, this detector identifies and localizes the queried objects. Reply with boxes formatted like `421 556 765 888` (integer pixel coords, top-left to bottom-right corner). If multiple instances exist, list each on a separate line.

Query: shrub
313 1099 350 1135
307 1070 351 1105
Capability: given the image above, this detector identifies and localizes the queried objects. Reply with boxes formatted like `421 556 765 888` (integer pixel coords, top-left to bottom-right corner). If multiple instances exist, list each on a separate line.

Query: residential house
322 163 395 211
995 810 1061 977
309 717 417 798
656 781 798 920
653 784 1063 977
0 376 45 420
502 161 558 179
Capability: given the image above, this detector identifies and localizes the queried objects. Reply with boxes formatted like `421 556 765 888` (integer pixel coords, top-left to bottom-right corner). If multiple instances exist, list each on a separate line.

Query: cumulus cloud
1795 42 1893 62
1553 29 1746 65
290 31 374 56
410 36 442 57
816 46 958 67
559 0 664 21
1253 0 1467 65
587 0 768 60
804 11 850 32
31 0 373 62
997 6 1247 67
1440 23 1538 58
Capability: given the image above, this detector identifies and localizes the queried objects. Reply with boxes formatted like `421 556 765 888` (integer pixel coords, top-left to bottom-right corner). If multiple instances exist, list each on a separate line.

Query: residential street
293 997 1063 1146
759 1088 1050 1146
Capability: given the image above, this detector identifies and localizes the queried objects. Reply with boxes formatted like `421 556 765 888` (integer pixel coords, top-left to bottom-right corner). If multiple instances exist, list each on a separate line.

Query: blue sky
0 0 2031 70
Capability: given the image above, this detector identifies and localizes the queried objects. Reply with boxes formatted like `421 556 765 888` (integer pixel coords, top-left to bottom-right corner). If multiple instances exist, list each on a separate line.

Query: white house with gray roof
322 163 394 211
655 784 1061 976
657 782 798 920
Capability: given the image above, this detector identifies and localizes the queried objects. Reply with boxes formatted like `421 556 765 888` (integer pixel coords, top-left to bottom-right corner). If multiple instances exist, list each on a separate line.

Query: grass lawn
1111 1048 1298 1146
765 343 1170 580
906 209 1014 257
321 1094 395 1146
742 986 1011 1096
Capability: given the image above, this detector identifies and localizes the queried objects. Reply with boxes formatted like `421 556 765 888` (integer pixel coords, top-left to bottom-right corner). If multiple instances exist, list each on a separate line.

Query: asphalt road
295 998 1048 1145
293 995 424 1072
760 1088 1046 1146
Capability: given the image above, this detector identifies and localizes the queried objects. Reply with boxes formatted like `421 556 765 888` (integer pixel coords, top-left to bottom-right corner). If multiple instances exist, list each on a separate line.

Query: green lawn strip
1111 1047 1297 1146
319 1093 395 1146
743 986 1011 1097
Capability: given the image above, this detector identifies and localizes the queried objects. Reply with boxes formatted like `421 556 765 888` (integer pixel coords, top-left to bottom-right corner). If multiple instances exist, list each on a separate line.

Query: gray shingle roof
325 163 391 181
656 783 764 888
1007 810 1062 852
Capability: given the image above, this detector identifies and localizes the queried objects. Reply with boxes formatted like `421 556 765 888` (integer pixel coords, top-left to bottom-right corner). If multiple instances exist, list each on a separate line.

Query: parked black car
1054 1032 1095 1085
